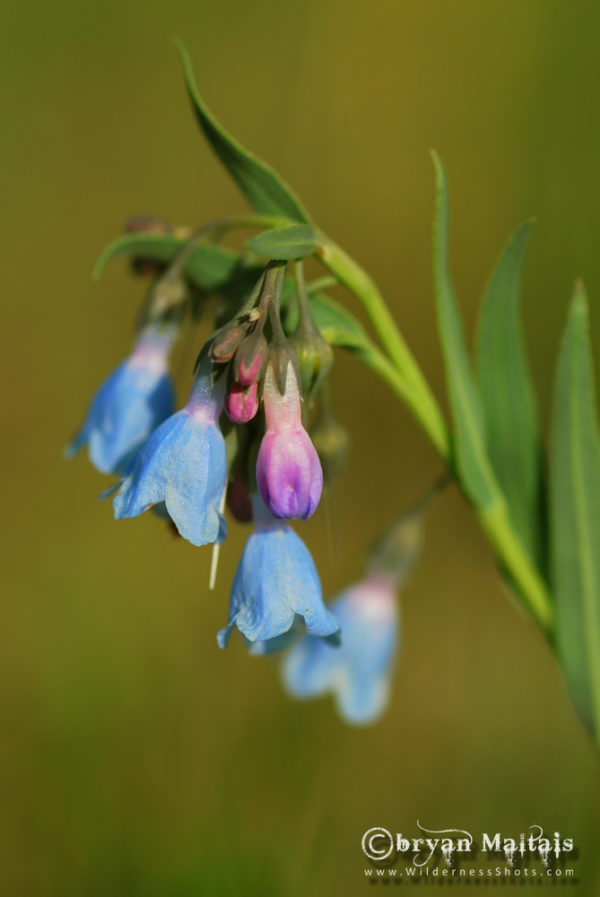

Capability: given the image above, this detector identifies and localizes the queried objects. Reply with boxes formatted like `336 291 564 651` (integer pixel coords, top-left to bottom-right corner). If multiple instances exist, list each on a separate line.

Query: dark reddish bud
125 215 172 278
234 326 267 386
125 214 170 235
211 324 248 363
224 380 259 424
131 258 161 277
227 472 253 524
237 348 263 385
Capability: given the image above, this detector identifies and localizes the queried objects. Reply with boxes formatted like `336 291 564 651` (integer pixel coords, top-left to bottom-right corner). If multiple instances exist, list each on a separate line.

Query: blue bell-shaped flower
282 576 399 725
218 495 339 648
112 360 227 547
67 322 176 474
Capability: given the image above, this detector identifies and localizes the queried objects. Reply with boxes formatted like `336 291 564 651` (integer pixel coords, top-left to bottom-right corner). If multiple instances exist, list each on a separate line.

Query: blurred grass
2 0 600 894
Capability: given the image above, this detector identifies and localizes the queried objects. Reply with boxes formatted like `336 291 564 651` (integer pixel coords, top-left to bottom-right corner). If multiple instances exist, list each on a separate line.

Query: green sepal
173 39 311 224
476 220 544 566
550 282 600 743
307 293 371 350
247 225 320 261
286 289 404 405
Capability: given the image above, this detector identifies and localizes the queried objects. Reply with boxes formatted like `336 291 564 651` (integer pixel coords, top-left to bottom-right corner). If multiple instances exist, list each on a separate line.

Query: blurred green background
2 0 600 893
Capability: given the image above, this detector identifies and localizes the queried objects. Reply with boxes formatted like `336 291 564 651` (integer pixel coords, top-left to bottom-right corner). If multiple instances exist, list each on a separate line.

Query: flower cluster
67 321 176 474
70 261 343 645
69 246 424 724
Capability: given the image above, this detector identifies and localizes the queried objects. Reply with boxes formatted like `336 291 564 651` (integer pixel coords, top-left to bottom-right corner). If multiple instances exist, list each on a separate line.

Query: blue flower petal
218 522 339 649
336 672 391 726
113 408 227 547
68 361 174 475
282 580 399 725
244 616 303 656
282 635 334 696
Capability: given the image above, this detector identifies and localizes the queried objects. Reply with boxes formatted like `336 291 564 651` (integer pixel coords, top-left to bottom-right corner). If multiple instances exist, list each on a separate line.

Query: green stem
306 275 339 295
479 502 553 634
318 237 450 460
318 239 554 637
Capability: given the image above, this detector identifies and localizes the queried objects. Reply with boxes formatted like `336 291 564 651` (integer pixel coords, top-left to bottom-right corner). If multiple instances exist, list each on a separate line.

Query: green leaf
308 292 371 349
93 232 244 292
306 292 418 415
431 152 496 508
247 225 320 261
173 39 310 223
550 282 600 741
476 221 544 565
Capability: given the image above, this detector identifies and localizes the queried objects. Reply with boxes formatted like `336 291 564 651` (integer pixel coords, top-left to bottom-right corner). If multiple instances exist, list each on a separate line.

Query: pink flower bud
256 362 323 520
234 327 267 386
237 348 263 386
224 380 259 424
211 325 247 363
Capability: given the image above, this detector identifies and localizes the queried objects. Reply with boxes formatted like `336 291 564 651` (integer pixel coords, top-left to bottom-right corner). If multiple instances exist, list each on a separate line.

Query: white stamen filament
209 486 227 591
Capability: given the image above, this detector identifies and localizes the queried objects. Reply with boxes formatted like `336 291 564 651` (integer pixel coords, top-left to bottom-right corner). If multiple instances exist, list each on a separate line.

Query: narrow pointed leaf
476 221 544 565
550 283 600 741
431 152 496 508
93 232 246 292
248 225 320 260
174 40 310 223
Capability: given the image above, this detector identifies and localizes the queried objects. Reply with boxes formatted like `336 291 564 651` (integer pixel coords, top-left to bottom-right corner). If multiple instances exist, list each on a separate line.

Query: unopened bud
291 328 334 401
125 215 172 278
211 324 248 363
125 214 170 235
224 380 259 424
256 361 323 520
310 413 350 485
234 327 267 385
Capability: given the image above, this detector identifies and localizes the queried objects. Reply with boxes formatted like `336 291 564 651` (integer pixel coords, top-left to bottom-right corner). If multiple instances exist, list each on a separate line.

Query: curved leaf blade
476 221 544 565
308 292 370 349
174 39 310 224
93 232 243 292
307 292 415 407
248 225 320 261
431 152 496 508
550 283 600 741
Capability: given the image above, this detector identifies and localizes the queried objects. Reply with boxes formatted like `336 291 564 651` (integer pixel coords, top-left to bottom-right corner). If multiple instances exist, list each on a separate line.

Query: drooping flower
256 360 323 520
67 323 176 474
112 360 227 546
282 576 399 725
217 495 339 649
